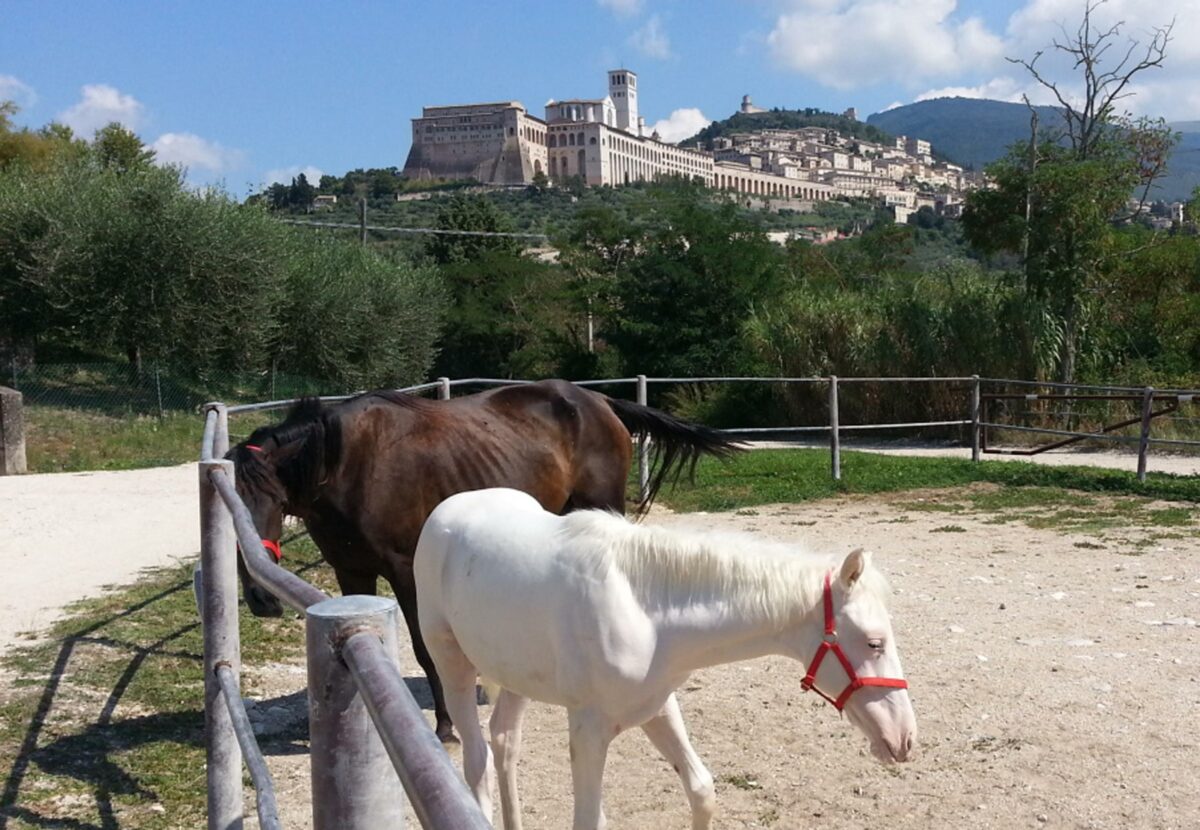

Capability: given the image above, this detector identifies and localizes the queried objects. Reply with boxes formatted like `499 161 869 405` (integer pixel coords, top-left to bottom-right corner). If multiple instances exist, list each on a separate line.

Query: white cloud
650 108 710 143
914 76 1054 105
598 0 642 17
767 0 1005 89
263 165 324 188
58 84 146 137
151 132 245 174
0 75 37 108
1001 0 1199 121
629 14 672 60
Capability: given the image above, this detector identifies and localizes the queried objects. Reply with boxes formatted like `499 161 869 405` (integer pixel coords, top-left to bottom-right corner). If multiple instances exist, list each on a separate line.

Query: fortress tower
608 69 639 134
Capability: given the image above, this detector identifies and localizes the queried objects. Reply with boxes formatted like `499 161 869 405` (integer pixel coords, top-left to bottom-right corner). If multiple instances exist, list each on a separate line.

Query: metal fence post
970 375 981 463
1137 386 1154 482
438 376 451 401
306 596 407 830
829 375 841 481
637 374 649 502
199 458 243 830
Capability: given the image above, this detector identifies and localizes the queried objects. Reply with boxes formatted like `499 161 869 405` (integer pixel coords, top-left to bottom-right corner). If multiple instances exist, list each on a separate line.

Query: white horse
415 488 916 830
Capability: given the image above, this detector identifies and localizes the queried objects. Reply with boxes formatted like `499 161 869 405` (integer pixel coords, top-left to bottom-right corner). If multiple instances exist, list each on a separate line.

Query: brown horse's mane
229 390 429 505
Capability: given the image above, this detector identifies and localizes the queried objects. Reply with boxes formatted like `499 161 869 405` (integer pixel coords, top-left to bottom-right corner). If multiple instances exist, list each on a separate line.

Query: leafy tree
600 184 783 377
289 173 316 211
92 122 155 173
427 194 522 264
963 2 1178 382
276 236 446 387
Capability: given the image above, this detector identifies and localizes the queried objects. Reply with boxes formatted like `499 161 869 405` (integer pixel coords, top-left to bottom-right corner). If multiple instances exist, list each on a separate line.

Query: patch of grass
0 539 326 828
931 524 967 533
967 487 1097 511
655 449 1200 513
1142 507 1194 527
22 406 278 474
721 772 762 791
24 408 204 473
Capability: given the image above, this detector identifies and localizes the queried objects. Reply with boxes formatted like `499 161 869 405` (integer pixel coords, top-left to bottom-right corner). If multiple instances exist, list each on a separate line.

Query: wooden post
829 375 841 481
0 386 27 475
358 198 367 245
637 374 649 502
1137 386 1154 482
970 375 981 463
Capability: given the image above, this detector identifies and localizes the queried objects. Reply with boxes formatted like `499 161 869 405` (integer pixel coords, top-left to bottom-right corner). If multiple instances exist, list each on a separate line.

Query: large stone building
402 70 835 203
402 101 547 185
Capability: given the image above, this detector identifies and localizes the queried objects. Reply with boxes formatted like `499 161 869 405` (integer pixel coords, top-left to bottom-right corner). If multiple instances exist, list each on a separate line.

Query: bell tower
608 69 639 134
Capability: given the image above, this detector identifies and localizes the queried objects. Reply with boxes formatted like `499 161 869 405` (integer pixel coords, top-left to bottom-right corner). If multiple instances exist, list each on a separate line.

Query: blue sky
3 1 1196 193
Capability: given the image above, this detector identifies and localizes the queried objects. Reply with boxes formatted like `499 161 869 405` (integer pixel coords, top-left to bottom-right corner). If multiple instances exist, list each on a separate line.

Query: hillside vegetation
682 107 891 149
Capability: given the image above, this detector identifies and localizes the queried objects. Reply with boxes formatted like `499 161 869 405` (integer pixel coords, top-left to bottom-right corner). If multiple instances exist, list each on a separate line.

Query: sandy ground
0 446 1195 661
1 449 1198 828
239 487 1200 830
0 463 199 653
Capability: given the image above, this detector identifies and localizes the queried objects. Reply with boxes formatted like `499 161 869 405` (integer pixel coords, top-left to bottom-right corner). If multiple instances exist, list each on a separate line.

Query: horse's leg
333 568 376 597
489 689 530 830
567 707 615 830
392 574 455 742
430 632 494 820
640 693 716 830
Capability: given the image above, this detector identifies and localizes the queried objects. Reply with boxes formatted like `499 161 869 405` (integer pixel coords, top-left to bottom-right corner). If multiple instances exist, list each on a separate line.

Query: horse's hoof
437 728 460 745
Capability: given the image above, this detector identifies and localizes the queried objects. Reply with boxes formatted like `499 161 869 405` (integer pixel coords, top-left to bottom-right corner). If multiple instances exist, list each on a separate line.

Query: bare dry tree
1008 0 1174 161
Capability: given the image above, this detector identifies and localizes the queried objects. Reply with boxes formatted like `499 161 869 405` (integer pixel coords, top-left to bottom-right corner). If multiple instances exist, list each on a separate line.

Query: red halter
801 571 908 711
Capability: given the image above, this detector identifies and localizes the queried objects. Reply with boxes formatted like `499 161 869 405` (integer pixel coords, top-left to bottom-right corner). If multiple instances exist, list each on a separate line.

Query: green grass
0 539 328 829
24 408 204 473
654 449 1200 513
23 407 279 473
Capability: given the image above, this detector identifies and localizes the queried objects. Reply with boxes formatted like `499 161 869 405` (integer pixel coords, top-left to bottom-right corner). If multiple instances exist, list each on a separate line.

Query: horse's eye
868 639 884 651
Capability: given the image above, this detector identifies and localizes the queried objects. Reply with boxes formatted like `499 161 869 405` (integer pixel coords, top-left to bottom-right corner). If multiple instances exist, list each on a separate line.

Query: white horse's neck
649 599 821 675
562 513 833 676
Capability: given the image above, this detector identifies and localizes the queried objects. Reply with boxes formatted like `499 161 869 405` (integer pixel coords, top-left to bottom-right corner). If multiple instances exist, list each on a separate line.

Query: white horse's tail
479 676 503 705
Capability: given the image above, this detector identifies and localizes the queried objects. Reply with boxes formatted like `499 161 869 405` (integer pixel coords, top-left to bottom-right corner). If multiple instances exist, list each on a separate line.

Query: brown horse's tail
602 395 744 515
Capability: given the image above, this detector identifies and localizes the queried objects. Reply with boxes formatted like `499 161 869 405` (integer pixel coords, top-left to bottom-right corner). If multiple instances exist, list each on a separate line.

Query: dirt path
0 464 198 653
0 444 1194 656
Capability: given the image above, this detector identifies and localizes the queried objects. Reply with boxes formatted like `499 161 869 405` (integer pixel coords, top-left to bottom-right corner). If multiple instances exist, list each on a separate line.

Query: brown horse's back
308 380 630 584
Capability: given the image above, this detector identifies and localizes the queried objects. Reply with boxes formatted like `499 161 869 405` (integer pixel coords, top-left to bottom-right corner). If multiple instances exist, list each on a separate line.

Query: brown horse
227 379 740 741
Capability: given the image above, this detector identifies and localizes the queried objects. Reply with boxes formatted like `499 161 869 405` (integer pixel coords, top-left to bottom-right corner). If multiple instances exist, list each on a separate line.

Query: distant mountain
868 98 1199 202
867 98 1064 171
682 108 892 149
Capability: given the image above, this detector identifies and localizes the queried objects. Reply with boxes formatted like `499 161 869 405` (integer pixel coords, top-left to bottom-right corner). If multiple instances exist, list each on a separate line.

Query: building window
590 136 597 145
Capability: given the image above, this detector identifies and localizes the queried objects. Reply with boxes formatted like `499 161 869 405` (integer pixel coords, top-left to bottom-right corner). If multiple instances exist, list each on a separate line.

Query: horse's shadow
0 559 444 830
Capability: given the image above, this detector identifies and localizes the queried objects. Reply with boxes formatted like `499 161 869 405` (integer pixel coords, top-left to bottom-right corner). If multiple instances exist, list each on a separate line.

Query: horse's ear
839 548 871 588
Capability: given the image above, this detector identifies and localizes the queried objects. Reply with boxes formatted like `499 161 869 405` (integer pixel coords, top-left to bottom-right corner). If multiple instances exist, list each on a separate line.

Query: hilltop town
400 69 985 223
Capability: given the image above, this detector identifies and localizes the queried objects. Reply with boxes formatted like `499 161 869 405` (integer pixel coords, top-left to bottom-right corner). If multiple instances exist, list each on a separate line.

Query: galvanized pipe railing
199 398 493 829
215 664 283 830
342 627 493 830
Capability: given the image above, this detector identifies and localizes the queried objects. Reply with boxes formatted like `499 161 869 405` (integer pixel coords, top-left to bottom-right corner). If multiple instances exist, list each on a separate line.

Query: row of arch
714 172 829 201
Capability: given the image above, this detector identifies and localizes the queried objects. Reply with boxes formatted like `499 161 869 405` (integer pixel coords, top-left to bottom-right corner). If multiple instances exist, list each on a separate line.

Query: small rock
999 603 1007 610
1037 814 1048 823
949 625 966 633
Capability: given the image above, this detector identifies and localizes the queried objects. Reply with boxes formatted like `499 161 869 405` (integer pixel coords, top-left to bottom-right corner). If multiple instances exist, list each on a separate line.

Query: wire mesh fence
5 361 350 417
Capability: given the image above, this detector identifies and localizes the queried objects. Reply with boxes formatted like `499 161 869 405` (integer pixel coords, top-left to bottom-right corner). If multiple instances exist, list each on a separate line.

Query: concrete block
0 386 27 475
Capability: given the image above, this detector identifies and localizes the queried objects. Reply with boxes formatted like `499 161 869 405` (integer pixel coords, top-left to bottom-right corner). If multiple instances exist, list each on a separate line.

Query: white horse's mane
559 510 892 627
